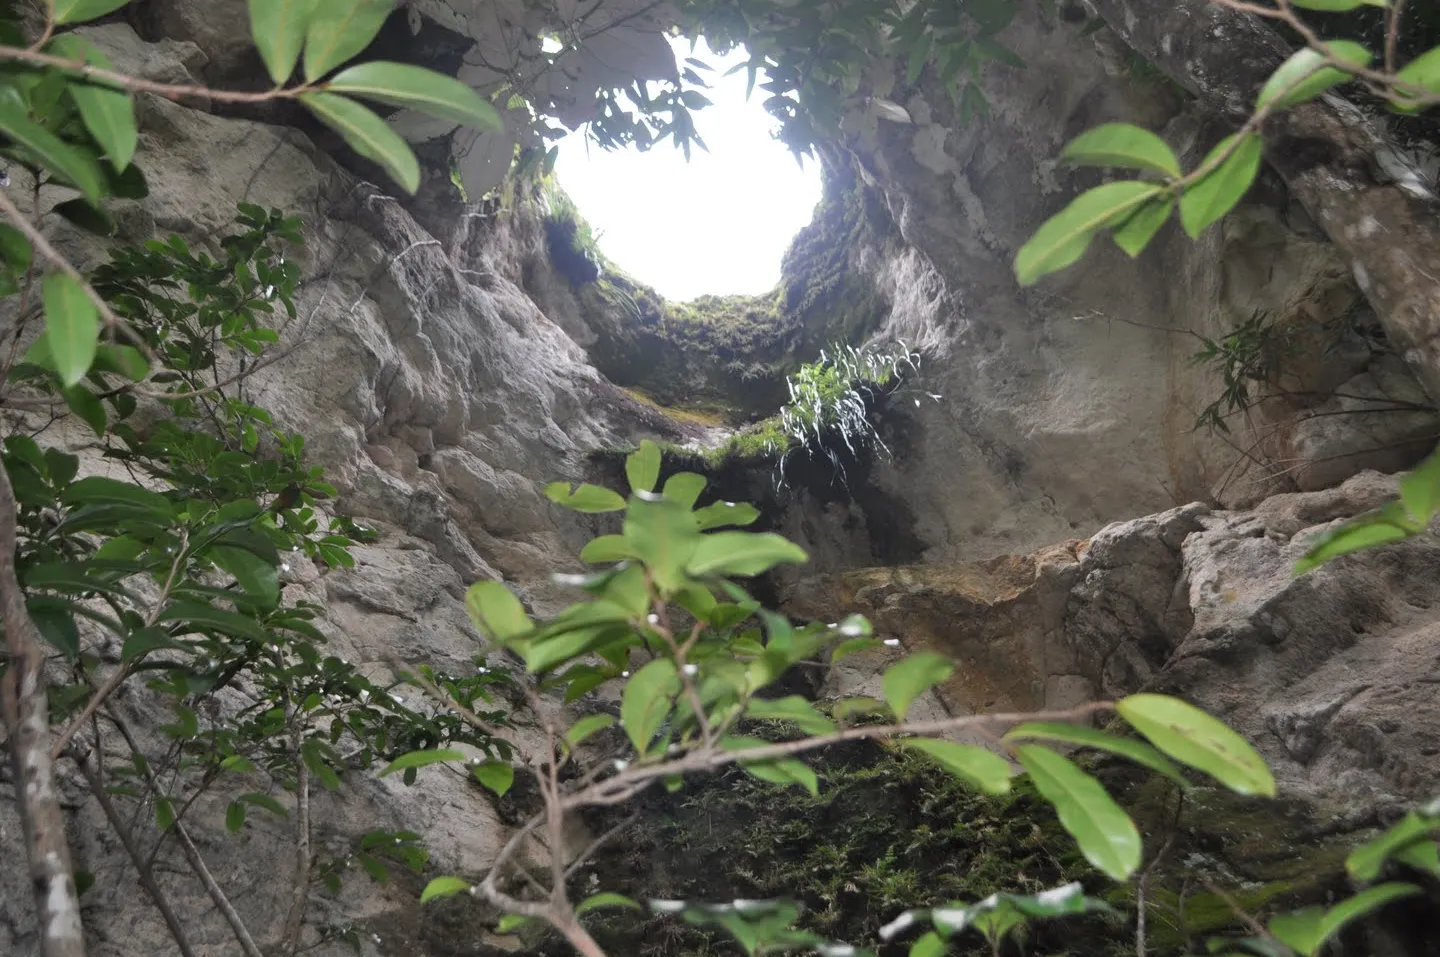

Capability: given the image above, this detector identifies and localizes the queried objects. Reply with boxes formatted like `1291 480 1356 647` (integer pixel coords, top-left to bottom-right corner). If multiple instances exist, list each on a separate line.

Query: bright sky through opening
553 38 823 303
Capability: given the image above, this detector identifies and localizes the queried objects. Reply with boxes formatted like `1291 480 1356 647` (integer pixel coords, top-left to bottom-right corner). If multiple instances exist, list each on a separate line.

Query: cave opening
549 35 824 302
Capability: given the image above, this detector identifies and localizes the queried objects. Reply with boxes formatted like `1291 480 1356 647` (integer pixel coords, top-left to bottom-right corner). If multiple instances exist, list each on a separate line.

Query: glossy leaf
1015 181 1165 285
53 0 131 23
1112 196 1174 256
621 658 679 754
0 98 104 199
50 35 137 170
43 271 100 387
210 545 280 608
1399 444 1440 524
1294 499 1419 574
686 531 808 578
303 0 392 81
626 439 661 494
465 580 532 644
1257 41 1371 110
1003 721 1190 789
624 497 701 593
1348 805 1440 881
225 801 247 833
564 713 616 749
903 738 1012 794
1061 122 1180 177
471 760 513 797
725 737 819 795
379 747 466 777
882 652 954 721
580 534 636 562
1270 884 1419 956
1016 745 1141 880
746 695 837 735
909 932 945 957
576 892 642 915
1395 47 1440 107
1180 134 1263 237
693 500 760 530
420 876 471 903
663 471 707 509
328 60 503 130
298 91 420 194
1117 694 1275 796
248 0 319 85
544 480 627 512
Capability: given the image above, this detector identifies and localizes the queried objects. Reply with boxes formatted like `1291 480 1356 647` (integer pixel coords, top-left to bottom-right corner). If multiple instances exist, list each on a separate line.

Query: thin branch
72 749 198 957
279 723 312 956
108 713 266 957
0 45 298 104
0 455 86 957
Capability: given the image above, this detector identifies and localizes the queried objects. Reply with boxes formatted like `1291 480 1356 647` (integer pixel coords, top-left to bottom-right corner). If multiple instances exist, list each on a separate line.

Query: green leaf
664 472 707 509
62 384 107 436
1061 122 1181 177
580 534 636 563
239 792 288 818
693 500 760 531
1179 134 1263 238
1257 41 1371 110
379 748 466 777
1348 807 1440 881
225 800 247 833
746 695 837 735
61 476 171 516
1315 883 1420 949
1117 694 1275 796
544 481 628 513
621 658 680 754
92 343 149 381
303 0 394 81
28 596 79 659
210 545 280 608
0 98 103 200
471 760 513 797
496 914 534 933
724 737 820 795
1294 499 1419 574
1396 47 1440 106
1015 745 1141 881
1399 444 1440 524
298 91 419 194
0 223 31 271
49 35 137 170
121 626 186 661
327 60 503 130
420 876 472 904
53 0 131 24
686 531 808 578
832 637 884 662
1002 721 1190 789
465 580 532 644
903 738 1013 794
1112 196 1174 256
43 271 99 388
1014 181 1165 285
624 497 702 594
248 0 319 85
155 600 268 642
564 713 616 750
626 439 662 494
910 931 946 957
882 652 954 721
576 892 642 915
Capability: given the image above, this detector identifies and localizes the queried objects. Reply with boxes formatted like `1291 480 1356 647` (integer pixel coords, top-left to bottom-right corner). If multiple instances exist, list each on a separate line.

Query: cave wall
2 2 1439 956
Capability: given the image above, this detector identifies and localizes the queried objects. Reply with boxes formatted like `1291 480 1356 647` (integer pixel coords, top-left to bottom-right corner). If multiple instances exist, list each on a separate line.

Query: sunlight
552 37 824 303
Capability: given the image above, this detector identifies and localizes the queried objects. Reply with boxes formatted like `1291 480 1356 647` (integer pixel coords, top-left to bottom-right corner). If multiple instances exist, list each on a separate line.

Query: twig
0 45 297 104
0 455 86 957
279 724 312 956
72 749 198 957
108 714 266 957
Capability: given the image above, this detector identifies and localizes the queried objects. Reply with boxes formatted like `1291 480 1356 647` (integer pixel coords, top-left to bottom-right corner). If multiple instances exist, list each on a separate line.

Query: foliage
542 178 605 285
1 208 518 953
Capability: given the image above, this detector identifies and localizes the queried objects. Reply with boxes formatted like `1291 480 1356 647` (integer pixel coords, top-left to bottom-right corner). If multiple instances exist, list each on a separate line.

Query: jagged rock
784 472 1440 808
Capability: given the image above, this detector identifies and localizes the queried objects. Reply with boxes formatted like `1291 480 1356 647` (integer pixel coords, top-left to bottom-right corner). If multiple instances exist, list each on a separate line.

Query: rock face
784 471 1440 809
2 4 1440 957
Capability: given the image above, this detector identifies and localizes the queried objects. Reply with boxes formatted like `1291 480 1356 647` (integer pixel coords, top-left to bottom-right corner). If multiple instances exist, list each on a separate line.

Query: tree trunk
1087 0 1440 406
